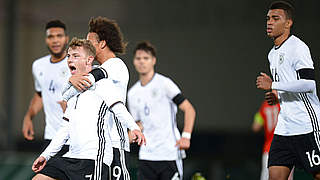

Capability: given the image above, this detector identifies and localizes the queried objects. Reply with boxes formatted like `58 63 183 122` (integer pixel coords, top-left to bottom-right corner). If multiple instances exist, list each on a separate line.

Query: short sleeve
127 91 140 121
164 77 181 100
101 59 129 83
293 44 314 71
32 62 42 92
95 79 123 107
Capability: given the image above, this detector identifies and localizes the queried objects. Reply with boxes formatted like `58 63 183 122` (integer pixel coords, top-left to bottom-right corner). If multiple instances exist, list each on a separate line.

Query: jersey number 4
48 80 55 93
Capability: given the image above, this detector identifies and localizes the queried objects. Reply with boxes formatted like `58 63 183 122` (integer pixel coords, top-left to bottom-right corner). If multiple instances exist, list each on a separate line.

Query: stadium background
0 0 320 179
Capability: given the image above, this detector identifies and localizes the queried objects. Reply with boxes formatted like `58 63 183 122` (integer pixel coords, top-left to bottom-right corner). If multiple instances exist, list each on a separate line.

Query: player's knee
32 174 56 180
313 172 320 180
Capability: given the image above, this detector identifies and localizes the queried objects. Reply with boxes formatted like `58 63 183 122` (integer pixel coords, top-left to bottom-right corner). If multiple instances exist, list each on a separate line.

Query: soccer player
127 41 196 180
252 100 294 180
32 37 144 180
22 20 70 155
68 16 141 180
256 1 320 179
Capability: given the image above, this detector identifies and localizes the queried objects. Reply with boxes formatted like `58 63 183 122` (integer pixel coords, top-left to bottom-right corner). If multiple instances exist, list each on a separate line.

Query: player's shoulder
155 73 177 86
288 35 309 51
102 57 127 69
32 54 51 67
128 81 141 97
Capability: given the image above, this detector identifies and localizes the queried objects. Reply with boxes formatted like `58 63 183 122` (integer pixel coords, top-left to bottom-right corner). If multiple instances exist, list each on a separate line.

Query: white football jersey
100 58 130 151
63 79 116 166
127 73 185 161
269 35 320 135
32 55 71 140
41 79 119 166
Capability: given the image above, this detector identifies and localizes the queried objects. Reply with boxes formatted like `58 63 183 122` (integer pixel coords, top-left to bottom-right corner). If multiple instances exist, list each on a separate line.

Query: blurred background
0 0 320 179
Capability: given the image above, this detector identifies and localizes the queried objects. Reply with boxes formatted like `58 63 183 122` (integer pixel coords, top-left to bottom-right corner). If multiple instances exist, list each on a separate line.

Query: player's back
100 57 130 151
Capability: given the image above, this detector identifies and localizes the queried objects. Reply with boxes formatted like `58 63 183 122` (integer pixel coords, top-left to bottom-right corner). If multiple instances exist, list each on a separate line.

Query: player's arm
110 102 146 145
257 70 316 93
95 79 146 145
66 67 108 95
22 92 43 140
265 90 279 105
175 96 196 150
128 121 144 143
32 119 69 172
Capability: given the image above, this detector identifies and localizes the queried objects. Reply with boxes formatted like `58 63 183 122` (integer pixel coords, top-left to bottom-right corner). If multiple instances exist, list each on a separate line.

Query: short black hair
269 1 294 20
45 19 67 31
134 41 156 57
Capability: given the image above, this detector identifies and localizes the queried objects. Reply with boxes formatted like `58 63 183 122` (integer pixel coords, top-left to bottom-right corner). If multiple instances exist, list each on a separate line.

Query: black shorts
138 160 180 180
110 148 130 180
268 132 320 174
39 157 109 180
42 139 69 157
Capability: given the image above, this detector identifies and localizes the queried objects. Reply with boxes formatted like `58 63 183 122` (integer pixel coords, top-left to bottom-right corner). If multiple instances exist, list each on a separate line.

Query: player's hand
22 116 34 140
176 137 190 150
265 91 279 105
130 129 146 146
69 74 92 91
32 156 47 173
256 72 272 90
57 100 67 113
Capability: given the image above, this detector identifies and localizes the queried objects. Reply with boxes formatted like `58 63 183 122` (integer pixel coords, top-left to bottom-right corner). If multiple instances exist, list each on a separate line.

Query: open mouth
69 65 77 74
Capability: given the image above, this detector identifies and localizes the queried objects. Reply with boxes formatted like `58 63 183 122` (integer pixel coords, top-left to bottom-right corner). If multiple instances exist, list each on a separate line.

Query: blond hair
68 37 96 57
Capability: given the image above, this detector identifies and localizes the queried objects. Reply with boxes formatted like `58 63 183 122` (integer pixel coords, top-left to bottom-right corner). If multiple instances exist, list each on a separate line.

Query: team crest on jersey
60 68 69 78
151 89 158 98
279 53 285 65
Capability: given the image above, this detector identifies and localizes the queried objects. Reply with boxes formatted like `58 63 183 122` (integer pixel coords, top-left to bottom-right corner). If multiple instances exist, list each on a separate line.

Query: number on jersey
49 80 55 93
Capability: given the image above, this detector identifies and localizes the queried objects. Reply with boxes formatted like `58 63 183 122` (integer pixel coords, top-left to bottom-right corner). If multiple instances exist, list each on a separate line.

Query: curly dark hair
134 41 156 57
45 19 67 32
88 16 127 54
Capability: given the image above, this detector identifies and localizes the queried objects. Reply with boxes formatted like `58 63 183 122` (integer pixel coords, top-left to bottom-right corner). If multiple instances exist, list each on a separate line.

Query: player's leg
314 172 320 180
138 160 159 180
33 157 68 180
260 153 269 180
32 174 57 180
267 135 294 180
110 148 130 180
268 166 291 180
288 166 294 180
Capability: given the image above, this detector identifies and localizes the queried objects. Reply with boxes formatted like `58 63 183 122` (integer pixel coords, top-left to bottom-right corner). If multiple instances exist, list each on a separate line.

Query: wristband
181 132 191 139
